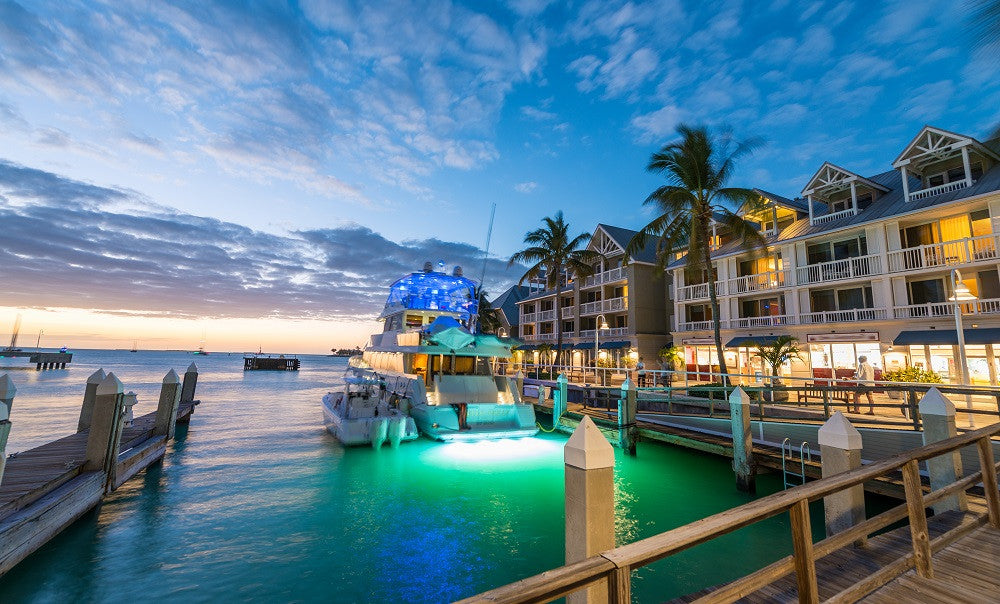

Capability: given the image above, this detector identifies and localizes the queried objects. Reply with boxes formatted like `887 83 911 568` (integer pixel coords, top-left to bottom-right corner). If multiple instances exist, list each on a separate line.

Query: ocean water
2 349 816 602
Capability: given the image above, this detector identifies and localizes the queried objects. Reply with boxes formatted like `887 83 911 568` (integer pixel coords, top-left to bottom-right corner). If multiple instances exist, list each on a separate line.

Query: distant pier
243 355 299 371
0 350 73 370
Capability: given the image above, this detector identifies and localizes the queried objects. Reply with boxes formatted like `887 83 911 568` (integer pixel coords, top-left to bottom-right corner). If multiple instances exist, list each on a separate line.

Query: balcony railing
523 332 557 342
811 208 856 225
893 298 1000 319
581 266 627 288
796 253 882 285
578 327 630 339
579 296 628 315
887 234 999 272
908 179 969 201
676 320 715 332
801 308 889 324
730 314 796 328
677 281 725 301
728 270 789 295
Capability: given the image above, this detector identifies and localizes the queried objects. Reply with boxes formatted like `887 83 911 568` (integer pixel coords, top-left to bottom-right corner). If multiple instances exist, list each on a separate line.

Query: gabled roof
490 285 530 324
594 223 659 264
892 125 1000 169
752 188 810 213
802 162 889 197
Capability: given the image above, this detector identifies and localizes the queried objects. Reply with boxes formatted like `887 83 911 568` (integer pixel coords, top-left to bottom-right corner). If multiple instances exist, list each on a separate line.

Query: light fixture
599 318 610 330
949 280 977 301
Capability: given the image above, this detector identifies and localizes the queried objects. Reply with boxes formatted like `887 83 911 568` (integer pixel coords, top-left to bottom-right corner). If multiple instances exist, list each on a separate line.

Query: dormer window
893 127 999 202
802 163 888 226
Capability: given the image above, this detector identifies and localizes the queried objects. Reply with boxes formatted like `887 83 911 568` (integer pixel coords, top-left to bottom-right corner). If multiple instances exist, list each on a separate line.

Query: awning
517 344 537 351
893 329 1000 346
601 341 631 350
726 335 784 347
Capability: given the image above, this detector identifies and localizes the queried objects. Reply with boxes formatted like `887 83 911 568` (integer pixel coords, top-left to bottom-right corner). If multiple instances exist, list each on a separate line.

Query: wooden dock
243 355 299 371
0 364 201 576
0 350 73 370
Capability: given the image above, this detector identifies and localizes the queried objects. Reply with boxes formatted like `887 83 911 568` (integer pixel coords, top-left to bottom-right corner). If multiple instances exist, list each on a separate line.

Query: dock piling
554 373 568 429
154 369 182 439
515 370 524 401
0 374 16 486
77 368 106 432
618 378 637 456
818 412 865 541
918 388 968 514
83 373 126 492
564 416 615 604
181 363 199 403
729 386 756 493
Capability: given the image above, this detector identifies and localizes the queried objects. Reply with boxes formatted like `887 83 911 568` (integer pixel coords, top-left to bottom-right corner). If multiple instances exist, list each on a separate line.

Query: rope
536 421 558 433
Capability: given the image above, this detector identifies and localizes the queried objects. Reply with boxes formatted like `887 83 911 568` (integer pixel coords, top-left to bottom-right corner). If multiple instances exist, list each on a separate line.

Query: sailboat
130 340 138 353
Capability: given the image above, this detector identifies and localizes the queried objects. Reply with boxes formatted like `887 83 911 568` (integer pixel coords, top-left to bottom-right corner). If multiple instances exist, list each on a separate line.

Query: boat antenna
7 313 21 351
472 203 496 334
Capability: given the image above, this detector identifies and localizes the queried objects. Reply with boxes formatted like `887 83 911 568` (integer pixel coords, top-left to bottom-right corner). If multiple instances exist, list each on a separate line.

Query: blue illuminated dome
381 269 479 320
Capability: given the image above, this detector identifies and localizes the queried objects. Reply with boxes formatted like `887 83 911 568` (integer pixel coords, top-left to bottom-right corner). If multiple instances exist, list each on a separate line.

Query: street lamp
949 268 977 427
595 314 609 384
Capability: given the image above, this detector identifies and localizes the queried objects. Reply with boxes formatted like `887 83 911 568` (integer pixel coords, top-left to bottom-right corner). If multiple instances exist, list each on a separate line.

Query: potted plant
881 366 944 399
751 336 803 403
658 345 683 385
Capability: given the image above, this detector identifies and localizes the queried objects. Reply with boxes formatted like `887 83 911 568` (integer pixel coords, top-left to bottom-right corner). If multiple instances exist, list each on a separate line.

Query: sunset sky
2 0 999 353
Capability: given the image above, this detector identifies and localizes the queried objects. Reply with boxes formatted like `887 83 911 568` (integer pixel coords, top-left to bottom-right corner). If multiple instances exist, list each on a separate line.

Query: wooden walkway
0 401 195 519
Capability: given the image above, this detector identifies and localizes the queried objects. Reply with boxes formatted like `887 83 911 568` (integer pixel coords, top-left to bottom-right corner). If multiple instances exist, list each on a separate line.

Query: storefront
806 332 883 381
682 338 719 378
894 329 1000 385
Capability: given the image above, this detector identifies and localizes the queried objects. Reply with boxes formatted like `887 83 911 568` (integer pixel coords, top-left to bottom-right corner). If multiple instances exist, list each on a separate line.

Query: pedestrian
637 357 646 387
853 356 875 414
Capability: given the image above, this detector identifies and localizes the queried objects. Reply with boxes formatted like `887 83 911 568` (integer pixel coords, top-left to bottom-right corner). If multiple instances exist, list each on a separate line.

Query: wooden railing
908 179 969 201
795 253 882 285
460 422 1000 604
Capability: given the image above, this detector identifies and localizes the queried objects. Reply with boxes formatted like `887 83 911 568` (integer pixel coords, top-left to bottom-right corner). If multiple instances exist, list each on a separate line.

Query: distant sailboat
130 340 138 353
193 330 209 355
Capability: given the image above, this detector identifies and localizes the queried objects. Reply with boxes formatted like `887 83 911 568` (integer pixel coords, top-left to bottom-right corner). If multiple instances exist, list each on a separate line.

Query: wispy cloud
514 181 538 193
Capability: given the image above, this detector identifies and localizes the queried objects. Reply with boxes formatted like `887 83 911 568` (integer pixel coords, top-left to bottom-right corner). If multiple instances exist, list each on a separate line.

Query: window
811 289 837 312
614 315 627 328
829 195 852 213
979 270 1000 299
540 300 553 311
539 322 554 334
522 325 534 336
971 209 993 237
741 297 782 318
809 287 873 312
524 304 535 314
561 296 574 307
808 235 867 264
926 161 983 187
686 304 712 322
856 192 873 209
562 321 574 332
908 279 946 304
612 286 625 299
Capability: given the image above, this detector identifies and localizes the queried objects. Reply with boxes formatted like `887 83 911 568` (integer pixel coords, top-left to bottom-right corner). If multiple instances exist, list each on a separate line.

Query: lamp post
949 268 977 428
595 314 609 385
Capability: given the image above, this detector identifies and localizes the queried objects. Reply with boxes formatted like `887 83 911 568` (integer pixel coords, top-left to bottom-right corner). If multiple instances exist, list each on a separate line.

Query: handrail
461 422 1000 603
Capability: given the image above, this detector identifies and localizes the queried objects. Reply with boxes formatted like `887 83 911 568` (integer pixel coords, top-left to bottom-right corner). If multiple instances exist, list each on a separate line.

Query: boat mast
473 202 496 334
7 314 21 351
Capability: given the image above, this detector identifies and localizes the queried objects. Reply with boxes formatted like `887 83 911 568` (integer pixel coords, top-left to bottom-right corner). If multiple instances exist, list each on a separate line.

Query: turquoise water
2 350 816 602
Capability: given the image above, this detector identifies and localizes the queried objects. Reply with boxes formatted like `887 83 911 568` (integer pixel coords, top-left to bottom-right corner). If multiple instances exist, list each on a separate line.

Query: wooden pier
243 355 299 371
0 350 73 370
0 363 201 576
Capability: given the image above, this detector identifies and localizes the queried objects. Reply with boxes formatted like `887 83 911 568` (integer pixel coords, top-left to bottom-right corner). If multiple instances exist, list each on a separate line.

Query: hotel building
516 224 673 368
670 125 1000 386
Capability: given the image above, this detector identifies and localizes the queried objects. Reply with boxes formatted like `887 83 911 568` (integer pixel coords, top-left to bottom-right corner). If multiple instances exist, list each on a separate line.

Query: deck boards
0 401 195 519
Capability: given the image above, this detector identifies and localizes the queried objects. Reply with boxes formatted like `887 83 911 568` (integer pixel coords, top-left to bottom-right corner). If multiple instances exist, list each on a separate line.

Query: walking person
637 357 646 387
853 356 875 414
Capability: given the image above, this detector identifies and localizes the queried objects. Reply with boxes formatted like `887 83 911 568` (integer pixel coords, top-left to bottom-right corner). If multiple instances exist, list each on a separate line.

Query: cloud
0 160 522 320
514 181 538 193
630 105 684 142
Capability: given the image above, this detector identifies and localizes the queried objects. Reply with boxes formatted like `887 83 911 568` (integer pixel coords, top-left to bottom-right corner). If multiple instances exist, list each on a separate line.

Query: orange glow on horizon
0 307 380 354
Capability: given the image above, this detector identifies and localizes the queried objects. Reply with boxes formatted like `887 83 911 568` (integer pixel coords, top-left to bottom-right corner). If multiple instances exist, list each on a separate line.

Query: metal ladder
781 438 812 490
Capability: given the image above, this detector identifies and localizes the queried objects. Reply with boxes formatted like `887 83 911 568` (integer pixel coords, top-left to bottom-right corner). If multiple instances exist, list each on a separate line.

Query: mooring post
618 378 637 456
506 376 522 404
565 415 616 604
553 373 568 428
729 386 756 493
77 368 107 432
0 374 16 486
83 373 126 491
919 387 968 514
818 412 866 541
180 363 199 402
515 370 524 401
154 369 182 439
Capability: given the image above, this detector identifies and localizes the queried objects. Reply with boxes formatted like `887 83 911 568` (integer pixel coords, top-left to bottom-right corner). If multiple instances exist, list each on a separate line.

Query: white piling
919 388 968 514
77 368 107 432
729 386 756 493
818 412 866 540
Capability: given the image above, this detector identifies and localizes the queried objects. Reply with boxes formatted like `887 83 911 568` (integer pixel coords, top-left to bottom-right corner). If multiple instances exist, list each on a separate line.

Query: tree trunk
705 244 729 385
555 271 564 371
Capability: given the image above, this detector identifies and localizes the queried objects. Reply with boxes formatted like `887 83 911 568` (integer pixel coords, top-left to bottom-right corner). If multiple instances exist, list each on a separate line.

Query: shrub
882 367 943 384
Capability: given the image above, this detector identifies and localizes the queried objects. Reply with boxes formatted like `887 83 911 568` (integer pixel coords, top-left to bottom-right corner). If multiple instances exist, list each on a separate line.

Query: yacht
347 262 537 441
322 376 419 447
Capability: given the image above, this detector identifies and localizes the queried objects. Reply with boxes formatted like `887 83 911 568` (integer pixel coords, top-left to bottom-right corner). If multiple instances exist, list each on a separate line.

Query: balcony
801 308 889 324
524 332 557 342
811 208 856 225
582 266 627 288
893 298 1000 319
677 281 725 301
578 327 631 339
727 270 789 295
887 234 999 272
908 180 969 201
579 296 628 315
676 320 716 332
796 254 882 285
730 314 796 329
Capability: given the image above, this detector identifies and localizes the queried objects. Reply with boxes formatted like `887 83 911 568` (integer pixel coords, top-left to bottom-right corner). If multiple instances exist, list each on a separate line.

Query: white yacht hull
322 392 419 447
409 402 538 442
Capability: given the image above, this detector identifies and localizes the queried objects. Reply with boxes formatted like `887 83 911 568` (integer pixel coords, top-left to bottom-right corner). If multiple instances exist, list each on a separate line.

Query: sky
1 0 999 353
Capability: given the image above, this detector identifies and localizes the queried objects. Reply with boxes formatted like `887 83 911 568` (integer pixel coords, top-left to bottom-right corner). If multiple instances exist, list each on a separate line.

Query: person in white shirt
853 356 875 414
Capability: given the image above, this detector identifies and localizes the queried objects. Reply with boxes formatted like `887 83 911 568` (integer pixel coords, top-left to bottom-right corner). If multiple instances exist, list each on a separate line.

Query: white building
670 125 1000 385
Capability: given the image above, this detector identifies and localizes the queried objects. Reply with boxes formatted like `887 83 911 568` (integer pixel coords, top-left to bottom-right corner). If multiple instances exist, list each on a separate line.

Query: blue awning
601 341 631 350
726 335 784 348
517 344 537 351
894 329 1000 346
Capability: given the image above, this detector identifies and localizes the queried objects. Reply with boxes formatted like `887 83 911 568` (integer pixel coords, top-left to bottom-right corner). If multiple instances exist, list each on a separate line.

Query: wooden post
180 362 199 402
789 499 819 604
554 373 568 429
976 436 1000 529
516 370 524 402
902 459 933 578
817 412 866 541
0 374 16 487
907 389 921 430
153 369 182 439
507 377 522 404
83 373 126 492
618 378 637 456
918 388 967 514
77 368 106 432
565 416 616 604
729 386 756 493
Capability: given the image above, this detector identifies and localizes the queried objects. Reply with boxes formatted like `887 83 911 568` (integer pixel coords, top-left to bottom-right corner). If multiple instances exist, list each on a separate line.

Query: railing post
607 566 631 604
565 416 616 604
83 373 127 492
0 374 16 487
789 499 819 604
902 459 934 578
918 388 967 514
976 436 1000 529
907 389 921 430
818 412 866 541
153 369 182 439
729 387 756 493
618 378 637 456
77 368 107 432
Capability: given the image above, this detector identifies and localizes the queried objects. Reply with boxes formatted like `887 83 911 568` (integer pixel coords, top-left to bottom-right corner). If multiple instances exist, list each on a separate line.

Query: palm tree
626 124 768 382
475 289 503 335
751 336 803 402
509 211 601 368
